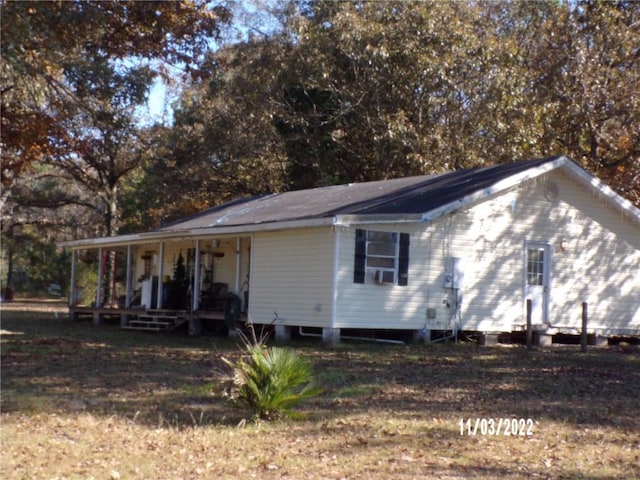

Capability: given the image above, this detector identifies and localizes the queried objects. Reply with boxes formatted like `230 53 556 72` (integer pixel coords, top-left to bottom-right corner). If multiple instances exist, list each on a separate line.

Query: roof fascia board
333 214 424 226
60 217 335 250
184 217 334 237
59 233 146 249
560 160 640 224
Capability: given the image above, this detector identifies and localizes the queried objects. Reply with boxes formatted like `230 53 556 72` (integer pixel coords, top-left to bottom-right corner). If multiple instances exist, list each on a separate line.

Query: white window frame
365 230 399 283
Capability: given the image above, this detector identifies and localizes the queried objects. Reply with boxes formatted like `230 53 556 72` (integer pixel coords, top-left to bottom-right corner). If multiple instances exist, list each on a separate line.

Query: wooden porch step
129 319 174 326
122 311 189 332
137 315 179 322
123 324 168 332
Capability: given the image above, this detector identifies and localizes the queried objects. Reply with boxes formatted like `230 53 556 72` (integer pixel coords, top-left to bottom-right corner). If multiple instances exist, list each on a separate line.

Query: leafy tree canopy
1 0 231 234
152 0 638 224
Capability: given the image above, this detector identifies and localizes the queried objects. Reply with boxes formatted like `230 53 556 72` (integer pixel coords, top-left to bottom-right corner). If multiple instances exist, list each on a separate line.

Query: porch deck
69 305 247 333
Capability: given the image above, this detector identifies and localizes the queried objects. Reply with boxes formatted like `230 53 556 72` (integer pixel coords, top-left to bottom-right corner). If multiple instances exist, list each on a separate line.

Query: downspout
247 233 255 324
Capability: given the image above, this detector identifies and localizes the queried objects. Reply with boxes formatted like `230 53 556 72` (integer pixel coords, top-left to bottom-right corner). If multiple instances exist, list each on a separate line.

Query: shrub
222 328 322 420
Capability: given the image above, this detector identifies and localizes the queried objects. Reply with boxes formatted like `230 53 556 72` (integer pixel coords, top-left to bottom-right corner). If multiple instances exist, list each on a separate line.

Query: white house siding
434 170 640 334
334 222 485 331
334 224 432 330
334 170 640 334
539 171 640 334
249 227 335 327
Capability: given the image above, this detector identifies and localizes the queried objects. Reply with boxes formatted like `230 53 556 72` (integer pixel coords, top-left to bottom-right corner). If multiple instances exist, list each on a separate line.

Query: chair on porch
199 282 228 311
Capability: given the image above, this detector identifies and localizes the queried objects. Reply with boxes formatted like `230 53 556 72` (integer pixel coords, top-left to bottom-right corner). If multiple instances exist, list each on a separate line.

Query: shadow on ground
2 305 639 434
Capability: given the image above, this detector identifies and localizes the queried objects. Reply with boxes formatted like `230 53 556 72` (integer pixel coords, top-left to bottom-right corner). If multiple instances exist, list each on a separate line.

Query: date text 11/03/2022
459 418 534 436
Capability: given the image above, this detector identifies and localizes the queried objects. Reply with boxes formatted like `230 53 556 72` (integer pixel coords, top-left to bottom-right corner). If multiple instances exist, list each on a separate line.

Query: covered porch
66 234 251 335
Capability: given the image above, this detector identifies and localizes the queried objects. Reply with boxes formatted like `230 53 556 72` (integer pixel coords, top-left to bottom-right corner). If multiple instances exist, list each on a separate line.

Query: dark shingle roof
157 156 561 231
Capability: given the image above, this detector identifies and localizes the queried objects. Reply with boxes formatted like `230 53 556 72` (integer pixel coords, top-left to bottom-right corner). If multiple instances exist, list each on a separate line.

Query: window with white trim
354 229 409 285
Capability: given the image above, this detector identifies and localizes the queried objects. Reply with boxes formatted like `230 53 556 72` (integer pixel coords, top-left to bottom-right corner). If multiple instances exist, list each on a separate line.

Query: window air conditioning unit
374 270 394 284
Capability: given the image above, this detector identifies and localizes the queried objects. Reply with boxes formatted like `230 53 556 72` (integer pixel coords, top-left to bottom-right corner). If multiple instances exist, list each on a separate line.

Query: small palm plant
222 325 322 421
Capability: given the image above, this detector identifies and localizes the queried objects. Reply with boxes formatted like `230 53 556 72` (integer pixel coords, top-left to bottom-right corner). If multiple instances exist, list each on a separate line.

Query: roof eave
333 213 424 226
560 159 640 224
59 217 336 250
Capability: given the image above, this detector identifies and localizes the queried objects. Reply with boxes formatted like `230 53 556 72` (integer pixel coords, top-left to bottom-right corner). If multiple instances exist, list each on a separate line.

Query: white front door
525 242 552 325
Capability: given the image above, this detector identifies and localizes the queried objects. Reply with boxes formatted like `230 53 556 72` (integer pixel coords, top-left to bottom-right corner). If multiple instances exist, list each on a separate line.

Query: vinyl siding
249 228 335 327
456 170 640 332
334 170 640 333
335 225 434 329
538 172 640 332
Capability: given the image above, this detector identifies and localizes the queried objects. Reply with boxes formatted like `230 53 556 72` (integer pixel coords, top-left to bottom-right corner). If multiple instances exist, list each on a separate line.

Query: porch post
122 245 134 327
69 249 78 307
189 240 202 336
235 237 241 294
96 247 104 307
156 242 165 310
94 247 104 325
192 240 201 311
125 245 133 308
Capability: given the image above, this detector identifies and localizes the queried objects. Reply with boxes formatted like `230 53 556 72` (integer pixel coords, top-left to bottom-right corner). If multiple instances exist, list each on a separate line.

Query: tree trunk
105 185 119 305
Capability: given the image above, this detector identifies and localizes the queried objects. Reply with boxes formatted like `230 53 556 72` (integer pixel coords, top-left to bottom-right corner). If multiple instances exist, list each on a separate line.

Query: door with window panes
525 242 552 325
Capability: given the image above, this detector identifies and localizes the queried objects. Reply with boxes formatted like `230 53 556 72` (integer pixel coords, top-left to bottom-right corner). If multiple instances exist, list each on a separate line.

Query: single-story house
61 155 640 345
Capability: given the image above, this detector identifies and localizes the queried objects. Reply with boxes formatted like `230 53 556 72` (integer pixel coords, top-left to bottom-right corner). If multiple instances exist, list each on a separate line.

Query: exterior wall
456 170 640 333
334 224 429 330
249 227 335 328
537 172 640 333
334 170 640 334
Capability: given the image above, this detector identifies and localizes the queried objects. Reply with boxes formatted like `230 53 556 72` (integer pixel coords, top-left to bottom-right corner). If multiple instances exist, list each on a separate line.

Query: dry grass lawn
1 300 639 479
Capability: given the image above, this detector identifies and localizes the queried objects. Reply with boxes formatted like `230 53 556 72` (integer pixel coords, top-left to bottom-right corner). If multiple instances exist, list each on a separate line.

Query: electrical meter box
443 257 464 289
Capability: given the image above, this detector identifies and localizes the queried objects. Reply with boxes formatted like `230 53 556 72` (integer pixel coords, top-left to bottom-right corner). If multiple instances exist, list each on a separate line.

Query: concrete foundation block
188 317 202 336
413 329 431 344
322 328 340 346
480 333 499 346
536 333 553 347
593 335 608 348
275 325 291 342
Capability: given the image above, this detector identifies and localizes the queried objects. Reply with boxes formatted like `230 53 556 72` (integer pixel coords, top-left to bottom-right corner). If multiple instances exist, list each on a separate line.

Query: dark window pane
367 257 395 269
368 242 396 256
